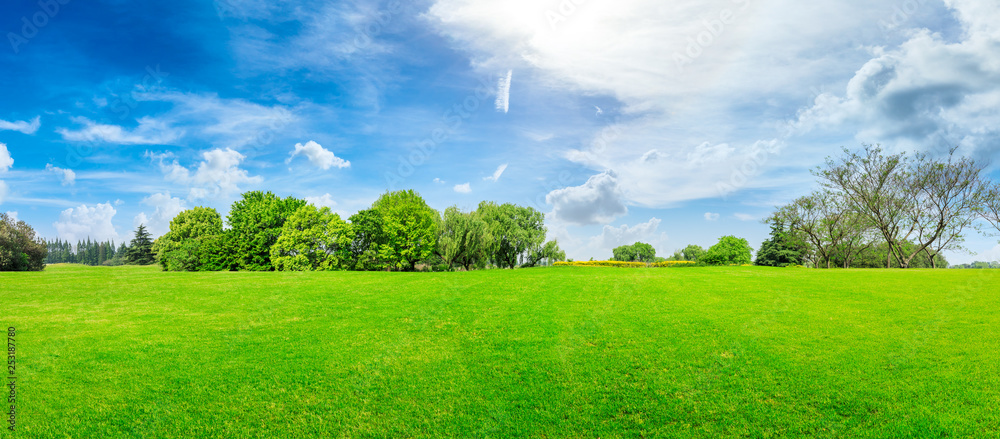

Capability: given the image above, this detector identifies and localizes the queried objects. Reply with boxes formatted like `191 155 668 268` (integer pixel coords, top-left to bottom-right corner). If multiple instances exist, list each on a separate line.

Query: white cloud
495 69 512 113
433 178 446 184
287 141 350 170
45 164 76 186
734 213 756 221
546 171 627 225
134 193 187 238
305 193 338 209
57 116 182 145
639 149 662 163
0 117 40 135
425 0 985 206
54 202 121 244
704 212 720 221
148 148 262 200
483 163 508 182
454 183 472 193
0 143 12 173
597 217 667 249
4 211 17 222
784 1 1000 160
0 181 8 205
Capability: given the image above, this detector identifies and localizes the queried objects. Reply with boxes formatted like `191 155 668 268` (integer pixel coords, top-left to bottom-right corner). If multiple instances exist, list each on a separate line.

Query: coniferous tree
127 224 156 265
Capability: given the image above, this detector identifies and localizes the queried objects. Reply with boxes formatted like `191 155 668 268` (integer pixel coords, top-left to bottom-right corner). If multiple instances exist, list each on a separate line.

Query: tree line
44 225 156 267
154 190 566 272
610 236 755 266
761 145 1000 268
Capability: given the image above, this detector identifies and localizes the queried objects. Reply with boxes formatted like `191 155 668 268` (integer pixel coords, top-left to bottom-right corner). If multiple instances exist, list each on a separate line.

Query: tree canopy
0 213 47 271
702 236 753 266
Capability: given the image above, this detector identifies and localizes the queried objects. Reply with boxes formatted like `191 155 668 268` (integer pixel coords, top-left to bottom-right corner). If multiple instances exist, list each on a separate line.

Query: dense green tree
476 202 546 269
371 190 438 270
612 244 636 262
197 231 240 271
681 244 706 262
435 207 491 271
755 219 807 267
271 204 354 271
155 207 224 271
348 208 390 271
702 235 753 266
126 224 156 265
612 242 656 262
0 213 47 271
228 191 308 271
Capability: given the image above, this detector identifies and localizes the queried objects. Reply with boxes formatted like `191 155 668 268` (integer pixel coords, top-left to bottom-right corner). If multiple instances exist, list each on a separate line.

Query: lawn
2 264 998 438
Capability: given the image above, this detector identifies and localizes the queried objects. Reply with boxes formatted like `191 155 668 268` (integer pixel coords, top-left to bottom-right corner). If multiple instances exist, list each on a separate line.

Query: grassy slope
2 265 998 438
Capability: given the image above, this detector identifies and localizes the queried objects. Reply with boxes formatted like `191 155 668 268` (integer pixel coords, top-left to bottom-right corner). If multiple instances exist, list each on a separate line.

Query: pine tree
127 224 155 265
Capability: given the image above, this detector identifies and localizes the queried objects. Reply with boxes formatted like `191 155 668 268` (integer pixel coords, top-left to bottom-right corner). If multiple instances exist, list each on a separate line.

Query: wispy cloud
704 212 720 221
495 69 512 113
0 116 40 135
57 117 181 145
483 163 508 182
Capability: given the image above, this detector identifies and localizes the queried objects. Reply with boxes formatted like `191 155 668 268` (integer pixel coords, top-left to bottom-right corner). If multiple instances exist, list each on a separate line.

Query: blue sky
2 0 999 263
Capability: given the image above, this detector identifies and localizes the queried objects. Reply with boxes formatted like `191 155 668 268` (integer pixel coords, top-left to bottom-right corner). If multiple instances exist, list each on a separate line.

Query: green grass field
2 265 999 438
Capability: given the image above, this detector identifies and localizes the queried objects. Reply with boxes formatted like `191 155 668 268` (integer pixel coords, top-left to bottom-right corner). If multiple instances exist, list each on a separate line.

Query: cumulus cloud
148 148 262 200
134 193 187 237
495 69 512 113
0 143 12 173
45 164 76 186
789 1 1000 158
305 193 338 209
704 212 720 221
597 217 667 249
287 141 350 170
454 183 472 193
0 116 40 135
54 202 121 244
546 171 627 225
483 163 508 182
57 116 182 145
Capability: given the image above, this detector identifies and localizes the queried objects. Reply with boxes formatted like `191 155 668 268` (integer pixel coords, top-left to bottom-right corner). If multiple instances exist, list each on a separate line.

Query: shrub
702 236 753 266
